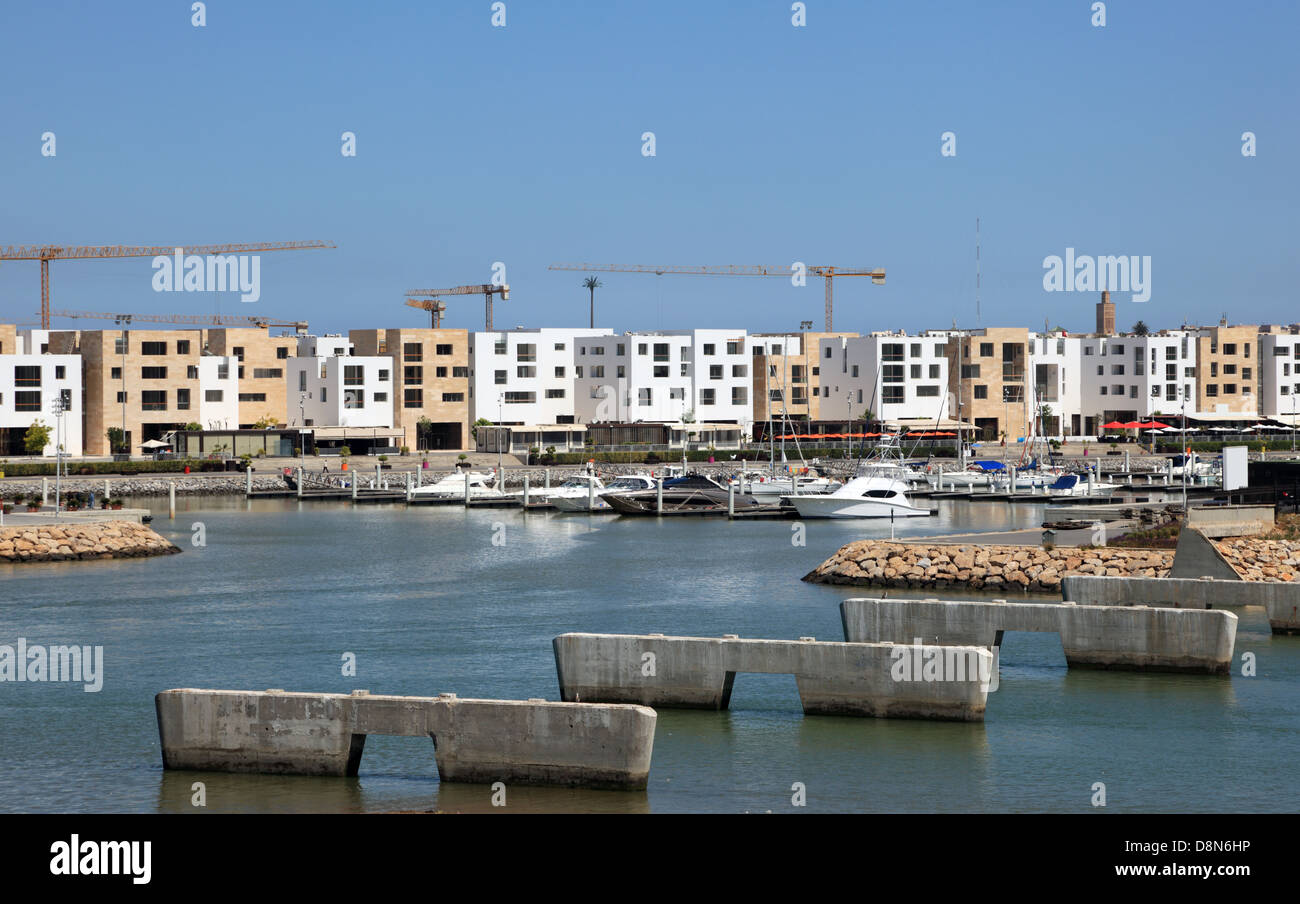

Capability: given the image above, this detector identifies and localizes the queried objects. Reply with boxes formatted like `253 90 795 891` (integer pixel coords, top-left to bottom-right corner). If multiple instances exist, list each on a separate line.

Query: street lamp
115 314 131 455
298 391 312 472
50 395 65 517
1180 389 1188 512
498 393 504 474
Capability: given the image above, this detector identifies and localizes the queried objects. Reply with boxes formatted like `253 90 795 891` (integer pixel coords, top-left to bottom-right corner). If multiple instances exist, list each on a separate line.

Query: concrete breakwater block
841 598 1237 674
155 689 656 790
553 633 991 722
1062 575 1300 635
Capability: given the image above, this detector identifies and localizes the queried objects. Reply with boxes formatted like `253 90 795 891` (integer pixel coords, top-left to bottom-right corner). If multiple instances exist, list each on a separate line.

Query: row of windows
6 389 73 412
402 366 469 383
401 390 468 407
403 343 457 361
14 365 67 385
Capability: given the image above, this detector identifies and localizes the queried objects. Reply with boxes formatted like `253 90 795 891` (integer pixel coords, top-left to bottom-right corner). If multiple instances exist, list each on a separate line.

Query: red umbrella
1101 421 1129 430
1136 421 1171 429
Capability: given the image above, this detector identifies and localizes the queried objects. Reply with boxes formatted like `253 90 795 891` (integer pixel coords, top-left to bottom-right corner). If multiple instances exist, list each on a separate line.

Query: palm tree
583 276 602 329
1132 320 1150 336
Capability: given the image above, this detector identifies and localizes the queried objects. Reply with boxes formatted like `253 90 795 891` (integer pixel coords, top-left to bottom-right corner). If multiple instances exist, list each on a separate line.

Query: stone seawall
1213 538 1300 583
804 541 1174 593
0 521 181 564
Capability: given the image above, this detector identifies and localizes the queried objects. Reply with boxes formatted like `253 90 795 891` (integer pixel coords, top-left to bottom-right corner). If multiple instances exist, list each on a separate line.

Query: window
1152 386 1162 398
187 365 199 379
1224 343 1237 356
341 388 365 409
404 388 423 408
1111 364 1124 375
680 363 689 377
617 344 625 356
882 386 905 405
851 365 860 378
709 365 723 380
205 390 223 402
733 364 748 378
653 343 670 362
882 344 904 362
116 391 127 404
452 366 468 378
374 393 388 403
824 347 832 359
141 390 167 411
232 346 245 362
979 343 993 357
237 367 244 379
638 388 652 406
504 392 536 404
275 346 287 359
1243 367 1252 381
114 338 128 355
14 366 40 386
732 387 747 405
1003 386 1024 403
405 366 423 384
238 393 267 402
495 370 507 385
141 341 167 356
616 366 625 379
575 366 583 379
882 365 904 384
591 365 605 378
654 366 669 378
494 338 508 355
554 367 565 378
442 392 466 402
1224 384 1238 394
929 364 940 379
554 342 565 352
1098 365 1105 376
436 344 453 356
1244 343 1251 357
1100 386 1108 396
1165 385 1177 401
254 368 283 379
343 365 364 386
15 391 40 411
436 367 448 378
217 363 229 380
769 389 783 402
917 385 940 397
1211 362 1219 377
1129 386 1138 399
910 343 922 358
517 366 536 378
591 346 604 356
321 387 328 403
378 369 390 382
1224 364 1237 376
727 341 742 355
111 366 123 380
517 344 537 362
1206 384 1219 397
546 388 565 399
404 343 423 362
703 344 716 355
857 389 864 403
140 366 166 380
961 364 980 379
700 388 716 406
910 364 922 379
973 385 988 399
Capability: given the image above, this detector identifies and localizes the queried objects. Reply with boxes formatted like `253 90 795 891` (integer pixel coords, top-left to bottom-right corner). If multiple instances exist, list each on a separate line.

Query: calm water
1 497 1296 813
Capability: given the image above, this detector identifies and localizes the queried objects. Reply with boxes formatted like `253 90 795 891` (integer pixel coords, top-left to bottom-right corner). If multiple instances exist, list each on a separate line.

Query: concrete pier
1062 575 1300 635
155 688 657 790
553 633 991 721
841 597 1237 674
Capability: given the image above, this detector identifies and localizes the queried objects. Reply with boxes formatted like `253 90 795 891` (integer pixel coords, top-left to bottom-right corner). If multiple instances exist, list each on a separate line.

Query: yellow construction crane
406 284 509 330
49 309 309 332
0 240 335 329
547 263 885 332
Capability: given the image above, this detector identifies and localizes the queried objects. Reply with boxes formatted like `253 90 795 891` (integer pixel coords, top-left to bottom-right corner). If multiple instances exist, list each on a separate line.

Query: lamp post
1291 391 1296 453
50 395 64 517
115 314 131 456
1181 390 1188 512
298 390 312 473
497 393 504 474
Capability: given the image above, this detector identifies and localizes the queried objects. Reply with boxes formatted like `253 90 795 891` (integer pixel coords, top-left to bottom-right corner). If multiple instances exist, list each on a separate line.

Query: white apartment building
1027 332 1082 436
470 328 613 425
572 329 751 426
816 332 950 423
194 356 240 430
287 336 393 428
1260 328 1300 420
1078 332 1198 432
0 354 84 456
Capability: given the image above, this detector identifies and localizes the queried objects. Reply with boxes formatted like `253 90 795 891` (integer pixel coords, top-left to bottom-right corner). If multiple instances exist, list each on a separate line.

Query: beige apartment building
1194 323 1258 415
750 332 858 425
350 328 470 450
47 329 240 455
0 324 15 355
945 327 1032 441
203 328 299 427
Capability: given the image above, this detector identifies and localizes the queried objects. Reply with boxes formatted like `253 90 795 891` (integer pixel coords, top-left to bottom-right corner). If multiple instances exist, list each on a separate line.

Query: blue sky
2 1 1295 337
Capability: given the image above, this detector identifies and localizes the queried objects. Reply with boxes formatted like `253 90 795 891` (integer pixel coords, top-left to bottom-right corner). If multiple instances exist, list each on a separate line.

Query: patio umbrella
140 439 170 449
1136 421 1171 429
1101 421 1130 430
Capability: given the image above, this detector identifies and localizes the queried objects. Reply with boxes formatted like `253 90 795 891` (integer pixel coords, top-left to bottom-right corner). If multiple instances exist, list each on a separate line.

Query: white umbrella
140 439 171 449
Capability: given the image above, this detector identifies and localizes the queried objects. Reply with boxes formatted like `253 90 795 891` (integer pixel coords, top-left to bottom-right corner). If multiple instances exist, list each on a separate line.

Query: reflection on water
1 496 1296 813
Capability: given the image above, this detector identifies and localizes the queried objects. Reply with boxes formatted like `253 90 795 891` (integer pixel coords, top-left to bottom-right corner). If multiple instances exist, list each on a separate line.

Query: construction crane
405 284 509 330
49 309 309 332
0 240 335 329
547 263 885 332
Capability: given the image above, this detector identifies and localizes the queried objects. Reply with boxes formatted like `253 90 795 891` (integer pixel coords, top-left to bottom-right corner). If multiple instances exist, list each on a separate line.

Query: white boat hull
787 495 931 519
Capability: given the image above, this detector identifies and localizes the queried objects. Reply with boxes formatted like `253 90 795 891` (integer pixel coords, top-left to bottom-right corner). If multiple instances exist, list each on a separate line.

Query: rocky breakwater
803 540 1174 593
1214 537 1300 582
0 521 181 564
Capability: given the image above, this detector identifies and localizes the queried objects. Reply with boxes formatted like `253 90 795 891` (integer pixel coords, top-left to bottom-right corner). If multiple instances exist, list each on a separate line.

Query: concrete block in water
1062 574 1300 636
841 597 1237 674
553 633 991 722
155 688 656 790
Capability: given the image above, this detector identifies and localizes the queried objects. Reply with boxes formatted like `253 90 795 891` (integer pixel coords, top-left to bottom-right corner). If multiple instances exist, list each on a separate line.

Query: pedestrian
323 462 329 476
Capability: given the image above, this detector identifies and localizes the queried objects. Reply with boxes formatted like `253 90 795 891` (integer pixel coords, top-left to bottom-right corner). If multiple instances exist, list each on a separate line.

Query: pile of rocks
1215 537 1300 583
0 476 287 498
803 540 1175 593
0 522 181 563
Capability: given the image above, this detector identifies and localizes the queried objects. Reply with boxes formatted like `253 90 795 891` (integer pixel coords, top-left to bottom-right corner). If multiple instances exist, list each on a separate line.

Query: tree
24 419 51 455
106 426 126 454
583 276 603 329
252 415 278 429
471 417 492 441
182 422 202 432
1132 320 1150 336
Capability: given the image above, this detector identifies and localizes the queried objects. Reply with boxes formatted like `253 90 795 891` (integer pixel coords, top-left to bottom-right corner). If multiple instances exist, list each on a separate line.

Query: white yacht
1045 473 1119 497
410 470 502 500
729 469 841 504
517 474 606 505
784 437 930 519
553 474 658 512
